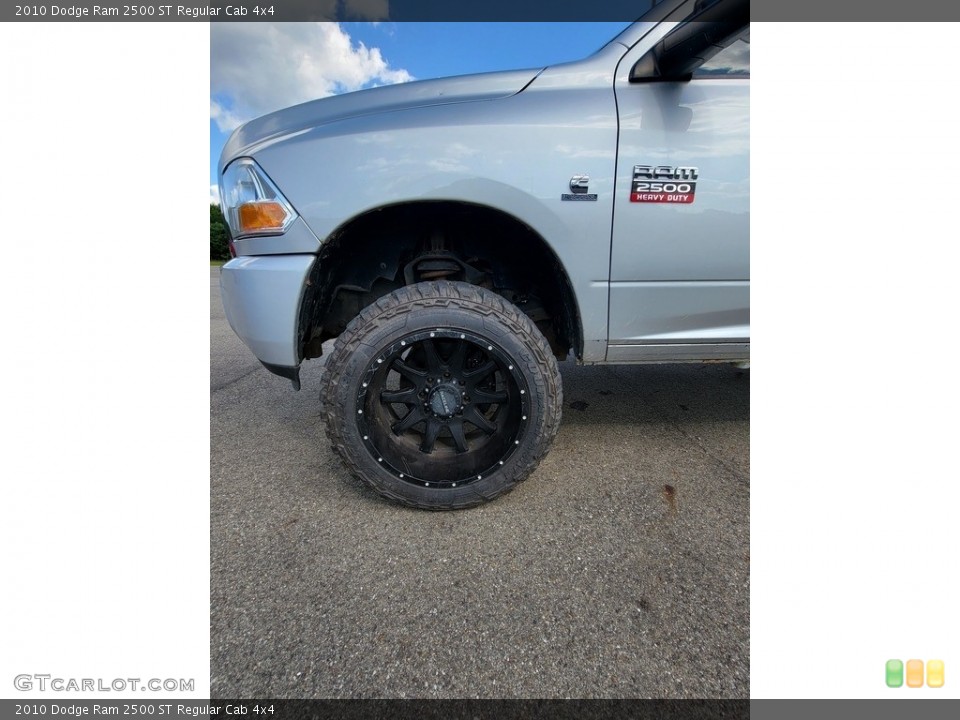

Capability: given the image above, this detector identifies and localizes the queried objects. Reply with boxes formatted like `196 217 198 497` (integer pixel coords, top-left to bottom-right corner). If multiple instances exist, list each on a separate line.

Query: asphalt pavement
210 267 750 698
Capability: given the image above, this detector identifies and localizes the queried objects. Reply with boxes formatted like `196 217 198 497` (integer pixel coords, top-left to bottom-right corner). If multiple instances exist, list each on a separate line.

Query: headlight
219 158 297 238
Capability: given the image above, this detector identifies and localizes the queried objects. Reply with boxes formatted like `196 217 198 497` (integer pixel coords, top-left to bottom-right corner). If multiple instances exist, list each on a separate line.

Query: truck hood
219 67 544 171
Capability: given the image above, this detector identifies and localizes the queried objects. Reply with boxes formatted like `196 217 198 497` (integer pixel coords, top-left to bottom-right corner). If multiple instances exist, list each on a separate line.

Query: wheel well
298 201 582 362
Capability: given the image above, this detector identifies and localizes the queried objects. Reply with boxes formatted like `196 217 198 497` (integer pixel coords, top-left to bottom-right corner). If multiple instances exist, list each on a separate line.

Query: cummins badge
562 174 597 201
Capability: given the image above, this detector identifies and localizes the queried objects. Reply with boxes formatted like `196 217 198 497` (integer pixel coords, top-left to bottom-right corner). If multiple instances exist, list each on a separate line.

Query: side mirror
630 50 692 84
630 0 748 83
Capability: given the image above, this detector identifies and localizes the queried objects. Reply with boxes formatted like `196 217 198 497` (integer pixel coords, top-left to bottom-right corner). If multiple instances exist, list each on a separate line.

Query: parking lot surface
211 268 749 698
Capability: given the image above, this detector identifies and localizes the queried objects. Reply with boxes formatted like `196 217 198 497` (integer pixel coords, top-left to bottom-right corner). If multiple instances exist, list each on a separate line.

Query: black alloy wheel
321 281 563 509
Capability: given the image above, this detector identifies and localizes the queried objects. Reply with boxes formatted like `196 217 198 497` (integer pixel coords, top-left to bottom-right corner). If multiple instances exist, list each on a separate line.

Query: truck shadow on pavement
557 362 749 427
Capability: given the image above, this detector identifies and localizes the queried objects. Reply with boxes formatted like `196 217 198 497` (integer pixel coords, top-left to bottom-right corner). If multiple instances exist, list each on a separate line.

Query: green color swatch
886 659 904 688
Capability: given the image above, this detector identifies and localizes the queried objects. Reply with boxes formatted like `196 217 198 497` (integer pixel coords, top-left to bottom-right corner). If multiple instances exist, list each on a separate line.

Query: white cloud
210 184 220 205
210 23 412 132
210 100 244 133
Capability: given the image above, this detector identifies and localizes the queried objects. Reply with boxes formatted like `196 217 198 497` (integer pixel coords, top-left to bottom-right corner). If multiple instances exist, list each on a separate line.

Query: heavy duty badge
631 165 698 204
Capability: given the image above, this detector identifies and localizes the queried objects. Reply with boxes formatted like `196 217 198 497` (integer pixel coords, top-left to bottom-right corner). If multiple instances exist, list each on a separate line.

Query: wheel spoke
380 387 418 405
464 406 497 435
448 418 469 453
420 339 443 374
463 360 496 383
420 419 441 454
447 339 468 374
392 359 426 384
473 388 508 404
392 406 425 435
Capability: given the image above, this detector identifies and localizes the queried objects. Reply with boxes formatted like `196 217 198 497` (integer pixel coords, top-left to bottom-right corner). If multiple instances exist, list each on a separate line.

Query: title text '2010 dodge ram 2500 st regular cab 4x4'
219 0 749 509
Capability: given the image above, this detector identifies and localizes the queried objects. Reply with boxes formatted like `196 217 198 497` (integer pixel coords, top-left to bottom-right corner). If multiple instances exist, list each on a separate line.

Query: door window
694 28 749 78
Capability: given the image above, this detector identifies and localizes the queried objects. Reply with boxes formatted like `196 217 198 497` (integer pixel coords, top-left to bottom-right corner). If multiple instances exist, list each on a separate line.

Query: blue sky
210 22 630 201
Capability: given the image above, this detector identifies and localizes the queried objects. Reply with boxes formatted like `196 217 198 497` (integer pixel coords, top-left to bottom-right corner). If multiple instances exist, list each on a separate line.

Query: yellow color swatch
927 660 944 688
906 659 924 687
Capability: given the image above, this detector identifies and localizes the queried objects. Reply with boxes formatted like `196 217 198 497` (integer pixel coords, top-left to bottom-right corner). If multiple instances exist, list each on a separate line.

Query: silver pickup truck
218 0 749 508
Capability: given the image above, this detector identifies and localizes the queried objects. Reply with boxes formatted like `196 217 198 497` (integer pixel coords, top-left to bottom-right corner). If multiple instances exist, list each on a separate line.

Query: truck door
607 17 749 362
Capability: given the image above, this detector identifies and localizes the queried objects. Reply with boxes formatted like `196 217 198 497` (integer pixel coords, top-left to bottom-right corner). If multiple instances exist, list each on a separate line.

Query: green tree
210 203 231 261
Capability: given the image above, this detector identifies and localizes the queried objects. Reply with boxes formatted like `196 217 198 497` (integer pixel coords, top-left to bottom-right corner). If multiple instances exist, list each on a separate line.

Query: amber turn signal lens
238 201 289 233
